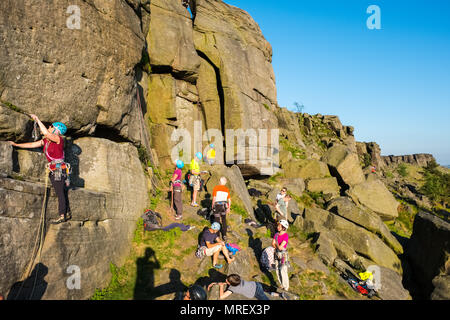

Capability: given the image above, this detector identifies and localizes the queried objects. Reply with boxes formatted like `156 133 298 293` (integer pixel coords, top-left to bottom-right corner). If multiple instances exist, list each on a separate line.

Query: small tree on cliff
293 102 305 113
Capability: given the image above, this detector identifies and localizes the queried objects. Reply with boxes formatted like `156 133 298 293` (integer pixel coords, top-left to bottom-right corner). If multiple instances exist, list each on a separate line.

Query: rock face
0 0 149 143
0 138 148 299
406 211 450 300
0 141 13 177
348 179 399 220
382 154 436 168
302 207 402 273
193 0 279 175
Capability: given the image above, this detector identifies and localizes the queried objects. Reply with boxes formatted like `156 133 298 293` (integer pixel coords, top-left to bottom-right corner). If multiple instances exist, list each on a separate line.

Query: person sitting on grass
200 222 235 269
208 274 269 300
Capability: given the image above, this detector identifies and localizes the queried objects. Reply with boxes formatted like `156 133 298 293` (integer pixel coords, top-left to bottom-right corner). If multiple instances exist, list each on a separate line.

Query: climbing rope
14 168 50 300
135 85 166 187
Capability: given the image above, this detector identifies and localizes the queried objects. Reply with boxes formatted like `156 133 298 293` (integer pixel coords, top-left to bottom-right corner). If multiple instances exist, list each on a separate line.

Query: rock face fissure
196 50 226 162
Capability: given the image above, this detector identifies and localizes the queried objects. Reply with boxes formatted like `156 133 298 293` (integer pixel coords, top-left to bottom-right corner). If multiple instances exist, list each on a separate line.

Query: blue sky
226 0 450 165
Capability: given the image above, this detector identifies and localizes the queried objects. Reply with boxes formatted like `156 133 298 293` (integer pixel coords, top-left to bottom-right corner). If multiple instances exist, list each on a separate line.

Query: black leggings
49 173 68 216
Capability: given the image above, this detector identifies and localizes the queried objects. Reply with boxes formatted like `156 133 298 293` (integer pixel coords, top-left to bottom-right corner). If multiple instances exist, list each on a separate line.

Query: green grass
397 163 409 177
231 203 248 218
280 136 307 160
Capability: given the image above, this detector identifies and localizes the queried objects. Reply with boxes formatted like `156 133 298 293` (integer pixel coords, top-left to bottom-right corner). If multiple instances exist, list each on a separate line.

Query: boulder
376 266 411 300
326 197 403 254
282 159 330 180
348 179 399 220
322 144 365 187
305 177 340 196
247 179 272 195
406 211 450 299
302 208 402 273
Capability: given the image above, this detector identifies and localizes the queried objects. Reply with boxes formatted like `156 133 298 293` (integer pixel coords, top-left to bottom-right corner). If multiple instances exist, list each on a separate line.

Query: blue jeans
254 282 269 300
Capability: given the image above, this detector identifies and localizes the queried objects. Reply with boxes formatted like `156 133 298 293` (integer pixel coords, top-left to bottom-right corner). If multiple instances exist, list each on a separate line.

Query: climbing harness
14 167 50 300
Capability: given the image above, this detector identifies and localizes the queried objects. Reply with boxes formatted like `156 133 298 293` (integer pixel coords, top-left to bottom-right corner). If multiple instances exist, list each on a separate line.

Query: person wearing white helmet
272 219 290 293
199 222 235 269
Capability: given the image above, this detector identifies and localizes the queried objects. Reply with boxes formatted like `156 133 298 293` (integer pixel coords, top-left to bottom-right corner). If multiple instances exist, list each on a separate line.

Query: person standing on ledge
211 177 231 242
171 160 185 220
9 114 71 224
189 152 203 207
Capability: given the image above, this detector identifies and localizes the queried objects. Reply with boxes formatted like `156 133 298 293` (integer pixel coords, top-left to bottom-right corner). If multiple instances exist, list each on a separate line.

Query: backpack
142 210 163 231
195 245 207 259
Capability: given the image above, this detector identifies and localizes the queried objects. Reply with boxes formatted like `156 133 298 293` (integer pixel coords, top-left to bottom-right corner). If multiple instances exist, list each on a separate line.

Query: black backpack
142 210 163 231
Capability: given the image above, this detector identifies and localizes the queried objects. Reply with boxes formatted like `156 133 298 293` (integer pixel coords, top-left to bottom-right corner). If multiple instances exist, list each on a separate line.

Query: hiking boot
191 203 199 207
51 216 66 224
213 264 223 269
175 215 183 220
280 292 289 300
65 211 72 221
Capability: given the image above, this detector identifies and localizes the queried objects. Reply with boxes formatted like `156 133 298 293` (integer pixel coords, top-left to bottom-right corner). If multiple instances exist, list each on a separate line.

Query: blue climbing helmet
195 152 203 160
211 222 221 231
176 159 184 169
52 122 67 135
210 143 214 148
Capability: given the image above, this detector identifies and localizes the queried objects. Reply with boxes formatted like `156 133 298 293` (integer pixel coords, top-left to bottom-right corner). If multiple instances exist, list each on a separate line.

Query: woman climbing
9 114 71 224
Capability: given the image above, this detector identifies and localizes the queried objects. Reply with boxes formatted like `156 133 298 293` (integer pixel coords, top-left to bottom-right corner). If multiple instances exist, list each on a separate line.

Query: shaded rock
406 211 450 299
0 103 32 141
376 266 411 300
326 197 403 254
247 179 272 195
348 179 399 220
322 144 365 187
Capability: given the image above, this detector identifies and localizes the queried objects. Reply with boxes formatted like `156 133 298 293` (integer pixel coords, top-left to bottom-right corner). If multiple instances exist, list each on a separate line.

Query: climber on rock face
8 114 71 224
211 176 231 242
200 222 235 269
